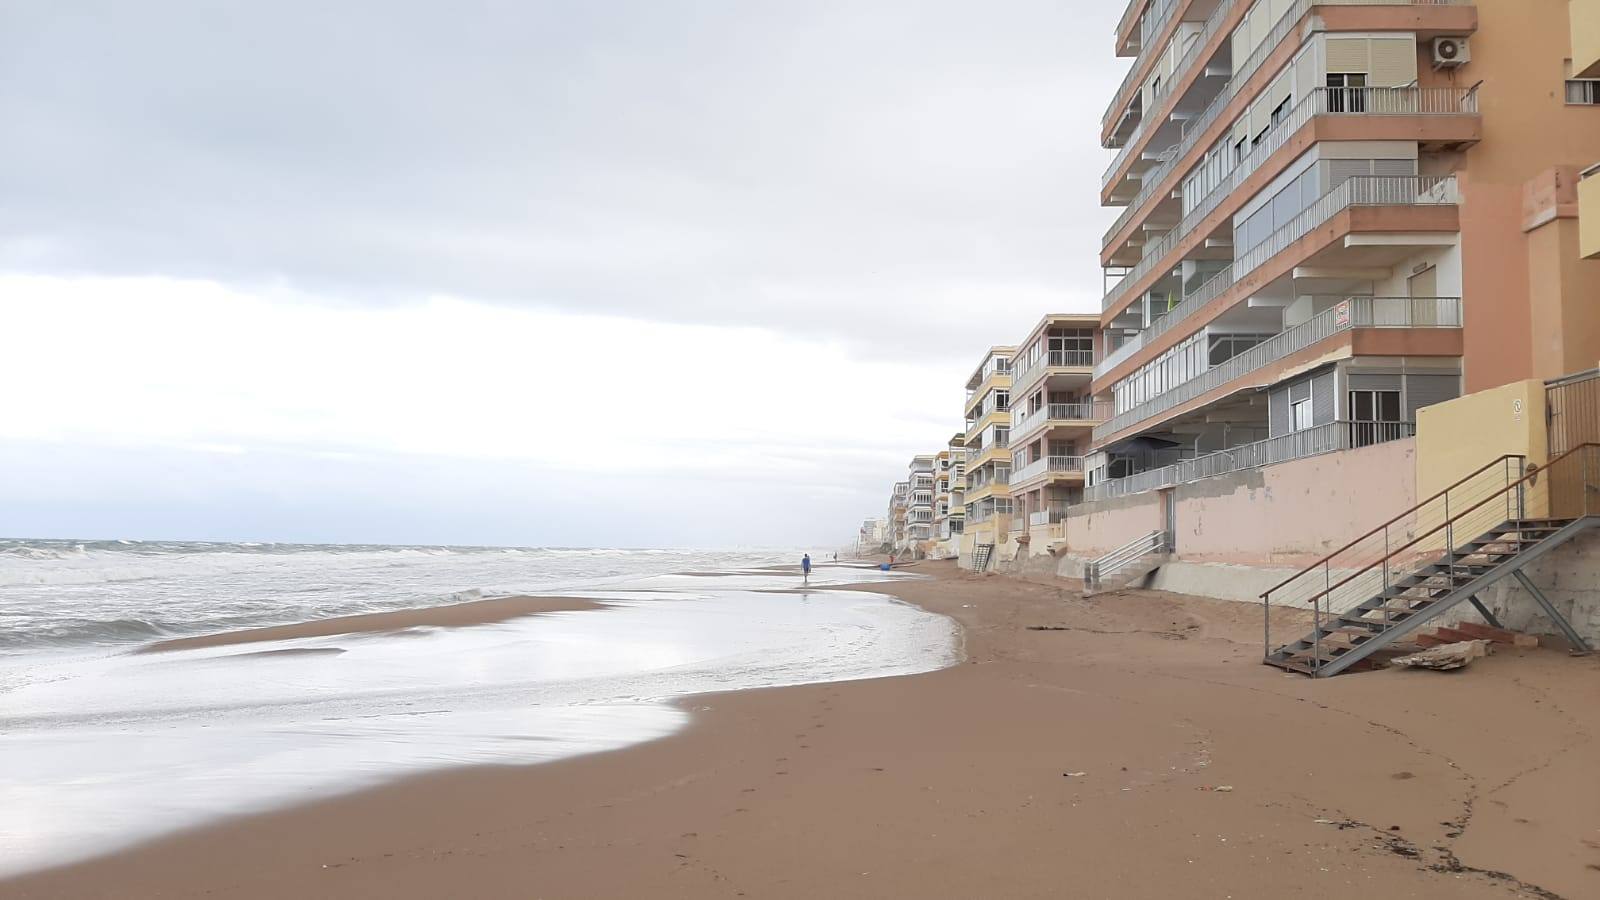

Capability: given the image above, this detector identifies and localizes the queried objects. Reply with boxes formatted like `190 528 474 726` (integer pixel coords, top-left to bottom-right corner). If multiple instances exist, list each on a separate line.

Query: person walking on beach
801 553 812 584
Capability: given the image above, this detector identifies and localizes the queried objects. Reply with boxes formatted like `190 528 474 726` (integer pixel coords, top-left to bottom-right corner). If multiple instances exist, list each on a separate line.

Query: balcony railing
1106 0 1183 130
1011 401 1111 443
1104 95 1470 313
1105 81 1476 264
1084 420 1416 502
1103 0 1239 184
1096 173 1459 376
1095 296 1461 442
1102 0 1472 193
1012 455 1088 485
1011 348 1096 391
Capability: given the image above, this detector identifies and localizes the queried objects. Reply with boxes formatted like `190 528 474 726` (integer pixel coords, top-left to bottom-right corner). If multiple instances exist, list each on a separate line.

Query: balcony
1012 455 1087 487
1084 419 1415 502
1102 0 1475 202
1010 401 1110 444
1103 0 1233 185
1010 348 1096 395
1104 98 1471 314
1095 296 1461 443
1097 175 1459 382
1105 82 1479 264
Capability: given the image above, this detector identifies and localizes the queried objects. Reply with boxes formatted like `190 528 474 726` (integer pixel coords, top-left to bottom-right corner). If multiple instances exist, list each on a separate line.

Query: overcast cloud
2 1 1120 546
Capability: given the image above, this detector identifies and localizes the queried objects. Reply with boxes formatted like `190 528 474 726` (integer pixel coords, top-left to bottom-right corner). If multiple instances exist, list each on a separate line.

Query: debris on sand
1389 640 1491 671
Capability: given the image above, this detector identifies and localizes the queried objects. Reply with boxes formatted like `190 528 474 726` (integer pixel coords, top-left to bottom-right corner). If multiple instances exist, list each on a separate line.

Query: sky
0 1 1122 548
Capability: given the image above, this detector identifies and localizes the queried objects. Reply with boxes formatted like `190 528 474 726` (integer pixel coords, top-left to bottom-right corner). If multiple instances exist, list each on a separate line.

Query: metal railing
1103 0 1240 184
1103 0 1475 246
1103 0 1471 194
1106 138 1460 308
1011 348 1096 386
1106 0 1184 130
1085 530 1170 591
1012 400 1111 442
1095 296 1459 441
1096 173 1458 375
1012 455 1088 485
1259 445 1600 673
1084 420 1416 503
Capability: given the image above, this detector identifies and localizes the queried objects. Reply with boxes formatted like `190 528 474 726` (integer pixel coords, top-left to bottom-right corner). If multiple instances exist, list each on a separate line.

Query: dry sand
137 595 604 653
9 562 1600 899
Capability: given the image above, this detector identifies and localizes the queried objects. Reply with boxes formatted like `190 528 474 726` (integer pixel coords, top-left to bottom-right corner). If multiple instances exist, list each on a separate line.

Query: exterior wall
1062 491 1166 559
1055 439 1417 600
1414 378 1548 511
1167 437 1416 568
1456 0 1600 393
1572 0 1600 78
1525 169 1600 378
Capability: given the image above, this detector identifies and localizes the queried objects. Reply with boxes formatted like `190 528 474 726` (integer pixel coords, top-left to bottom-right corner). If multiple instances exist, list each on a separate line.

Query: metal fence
1095 296 1460 442
1084 420 1415 502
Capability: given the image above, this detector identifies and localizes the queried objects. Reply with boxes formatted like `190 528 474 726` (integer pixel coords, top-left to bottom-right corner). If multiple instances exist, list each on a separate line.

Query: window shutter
1312 372 1336 425
1373 158 1417 177
1404 374 1461 419
1294 47 1315 99
1269 385 1292 437
1369 38 1417 87
1232 23 1251 76
1326 38 1368 74
1327 159 1372 189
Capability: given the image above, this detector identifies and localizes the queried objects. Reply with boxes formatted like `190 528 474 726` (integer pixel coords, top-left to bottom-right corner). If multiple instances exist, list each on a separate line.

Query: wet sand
10 562 1600 899
138 595 605 653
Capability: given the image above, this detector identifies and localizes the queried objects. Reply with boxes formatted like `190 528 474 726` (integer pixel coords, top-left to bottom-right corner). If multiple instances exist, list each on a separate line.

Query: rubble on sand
1388 639 1492 671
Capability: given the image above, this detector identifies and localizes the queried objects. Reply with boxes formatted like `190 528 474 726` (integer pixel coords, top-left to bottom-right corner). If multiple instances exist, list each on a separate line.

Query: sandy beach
7 560 1599 899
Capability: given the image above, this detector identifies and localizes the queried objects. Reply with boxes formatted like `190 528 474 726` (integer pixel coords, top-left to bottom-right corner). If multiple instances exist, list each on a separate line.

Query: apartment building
959 347 1016 562
1091 0 1600 501
887 481 909 551
1008 315 1107 539
905 454 938 550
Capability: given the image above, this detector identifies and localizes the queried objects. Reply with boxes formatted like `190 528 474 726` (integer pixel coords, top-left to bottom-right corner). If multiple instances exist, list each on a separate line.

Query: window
1291 398 1313 432
1566 80 1600 105
1348 389 1401 446
995 390 1010 411
1326 73 1367 113
1268 96 1291 129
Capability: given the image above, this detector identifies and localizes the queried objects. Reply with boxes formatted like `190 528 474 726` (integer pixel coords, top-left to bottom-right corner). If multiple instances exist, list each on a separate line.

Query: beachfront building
887 481 909 552
959 347 1015 568
1088 0 1600 504
1007 314 1106 546
1577 0 1600 267
905 454 938 555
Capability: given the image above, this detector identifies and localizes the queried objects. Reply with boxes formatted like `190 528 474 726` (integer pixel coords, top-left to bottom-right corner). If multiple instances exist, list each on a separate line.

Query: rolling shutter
1404 374 1461 419
1269 384 1292 437
1326 38 1368 74
1311 371 1337 425
1294 47 1316 98
1370 38 1418 87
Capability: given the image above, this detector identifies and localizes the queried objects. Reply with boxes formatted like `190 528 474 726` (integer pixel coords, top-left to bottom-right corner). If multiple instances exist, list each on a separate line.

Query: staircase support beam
1512 569 1593 654
1467 595 1503 630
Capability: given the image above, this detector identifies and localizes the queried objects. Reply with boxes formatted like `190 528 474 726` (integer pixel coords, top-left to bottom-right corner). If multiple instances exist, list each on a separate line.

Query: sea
0 539 959 876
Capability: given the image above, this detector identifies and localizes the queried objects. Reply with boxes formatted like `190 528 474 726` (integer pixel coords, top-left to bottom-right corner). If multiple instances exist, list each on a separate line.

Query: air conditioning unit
1432 37 1469 67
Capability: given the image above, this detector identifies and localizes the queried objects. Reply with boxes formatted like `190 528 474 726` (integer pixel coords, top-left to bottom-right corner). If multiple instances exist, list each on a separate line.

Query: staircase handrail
1265 443 1600 613
1257 453 1523 599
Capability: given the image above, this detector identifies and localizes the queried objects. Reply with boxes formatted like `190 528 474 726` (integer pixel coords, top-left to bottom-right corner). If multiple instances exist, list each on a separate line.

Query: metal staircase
1262 445 1600 677
1084 530 1170 594
971 543 994 573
